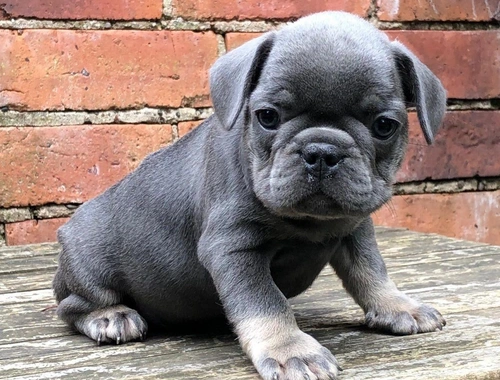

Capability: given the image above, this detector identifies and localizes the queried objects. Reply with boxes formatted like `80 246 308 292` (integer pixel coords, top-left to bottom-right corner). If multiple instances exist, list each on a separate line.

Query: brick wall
0 0 499 246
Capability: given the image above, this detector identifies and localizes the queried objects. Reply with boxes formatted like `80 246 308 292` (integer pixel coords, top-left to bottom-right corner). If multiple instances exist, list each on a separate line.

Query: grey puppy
53 11 446 380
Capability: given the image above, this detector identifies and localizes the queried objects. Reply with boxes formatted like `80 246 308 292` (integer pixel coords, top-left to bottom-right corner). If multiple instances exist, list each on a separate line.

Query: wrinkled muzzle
253 128 392 219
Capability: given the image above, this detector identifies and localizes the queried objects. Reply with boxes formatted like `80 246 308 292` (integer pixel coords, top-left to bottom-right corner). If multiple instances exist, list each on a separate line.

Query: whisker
383 199 397 218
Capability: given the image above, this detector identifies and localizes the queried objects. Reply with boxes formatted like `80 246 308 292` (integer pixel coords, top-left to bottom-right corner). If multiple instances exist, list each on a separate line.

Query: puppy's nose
300 143 344 179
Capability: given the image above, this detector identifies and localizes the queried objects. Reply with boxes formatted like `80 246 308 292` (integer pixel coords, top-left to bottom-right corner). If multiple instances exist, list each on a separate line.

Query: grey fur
53 12 446 380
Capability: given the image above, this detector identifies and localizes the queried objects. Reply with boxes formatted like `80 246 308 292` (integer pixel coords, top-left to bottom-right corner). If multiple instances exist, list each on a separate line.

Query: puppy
53 11 446 380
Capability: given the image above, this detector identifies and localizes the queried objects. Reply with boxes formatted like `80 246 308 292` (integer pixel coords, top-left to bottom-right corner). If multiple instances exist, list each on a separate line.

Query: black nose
300 143 344 178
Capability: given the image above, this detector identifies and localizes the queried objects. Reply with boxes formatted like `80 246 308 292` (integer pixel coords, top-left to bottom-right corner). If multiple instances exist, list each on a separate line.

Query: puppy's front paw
365 294 446 335
75 305 148 345
250 331 340 380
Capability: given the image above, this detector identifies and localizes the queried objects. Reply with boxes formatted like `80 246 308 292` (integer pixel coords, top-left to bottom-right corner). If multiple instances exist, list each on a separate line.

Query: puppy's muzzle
300 143 345 180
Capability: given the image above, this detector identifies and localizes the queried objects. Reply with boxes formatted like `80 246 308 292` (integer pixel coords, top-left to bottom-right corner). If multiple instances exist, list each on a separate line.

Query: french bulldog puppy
53 11 446 380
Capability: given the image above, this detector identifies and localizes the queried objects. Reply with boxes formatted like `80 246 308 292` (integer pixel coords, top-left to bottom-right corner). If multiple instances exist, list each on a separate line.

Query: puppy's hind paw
75 305 148 345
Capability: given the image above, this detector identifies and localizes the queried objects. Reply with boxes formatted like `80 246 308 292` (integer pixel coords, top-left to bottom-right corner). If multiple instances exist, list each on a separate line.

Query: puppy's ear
391 41 446 144
210 32 276 130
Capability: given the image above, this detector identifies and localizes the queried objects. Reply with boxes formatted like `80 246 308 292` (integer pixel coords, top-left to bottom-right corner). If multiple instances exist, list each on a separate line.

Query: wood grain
0 228 499 379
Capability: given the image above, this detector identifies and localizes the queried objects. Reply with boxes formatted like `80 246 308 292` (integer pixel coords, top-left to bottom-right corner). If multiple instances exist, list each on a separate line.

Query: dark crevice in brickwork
0 223 5 245
0 204 78 224
0 4 11 19
447 99 500 110
394 176 500 195
490 99 500 109
366 0 379 22
32 204 78 219
377 20 500 30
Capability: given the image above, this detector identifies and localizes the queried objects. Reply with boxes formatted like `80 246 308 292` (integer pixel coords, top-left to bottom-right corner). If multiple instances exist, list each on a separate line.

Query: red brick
397 111 500 183
0 30 217 111
378 0 500 21
5 218 69 245
0 124 173 207
373 191 500 245
171 0 371 20
178 120 203 138
386 31 500 99
0 0 162 21
225 33 263 51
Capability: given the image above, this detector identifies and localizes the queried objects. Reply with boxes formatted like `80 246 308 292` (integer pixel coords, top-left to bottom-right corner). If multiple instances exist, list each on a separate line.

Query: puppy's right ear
391 41 446 145
210 32 276 130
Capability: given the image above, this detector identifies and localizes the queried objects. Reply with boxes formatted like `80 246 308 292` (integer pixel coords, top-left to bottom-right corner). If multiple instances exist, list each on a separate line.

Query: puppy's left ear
210 32 276 130
391 41 447 144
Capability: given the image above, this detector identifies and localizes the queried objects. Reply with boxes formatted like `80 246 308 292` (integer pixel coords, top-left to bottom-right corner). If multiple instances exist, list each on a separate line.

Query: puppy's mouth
276 190 381 220
255 156 391 220
289 193 348 220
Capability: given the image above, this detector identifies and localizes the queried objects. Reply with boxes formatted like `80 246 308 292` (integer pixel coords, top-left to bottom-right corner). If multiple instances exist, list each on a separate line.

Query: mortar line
1 177 500 221
1 101 498 128
0 18 498 32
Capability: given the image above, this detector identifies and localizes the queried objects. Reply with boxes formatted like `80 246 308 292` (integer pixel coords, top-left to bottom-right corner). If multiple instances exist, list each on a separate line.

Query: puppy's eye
256 109 280 130
371 117 400 140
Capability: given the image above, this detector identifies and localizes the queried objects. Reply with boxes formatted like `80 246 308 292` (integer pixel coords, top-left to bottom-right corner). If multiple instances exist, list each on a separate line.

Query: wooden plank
0 289 54 306
1 243 496 278
1 246 499 342
1 278 499 370
2 270 499 346
0 243 59 261
1 310 498 379
0 229 490 274
0 270 54 294
377 234 489 258
0 256 58 275
0 229 499 380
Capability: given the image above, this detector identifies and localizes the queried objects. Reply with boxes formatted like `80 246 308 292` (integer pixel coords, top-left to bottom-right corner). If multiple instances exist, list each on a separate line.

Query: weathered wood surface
0 228 499 379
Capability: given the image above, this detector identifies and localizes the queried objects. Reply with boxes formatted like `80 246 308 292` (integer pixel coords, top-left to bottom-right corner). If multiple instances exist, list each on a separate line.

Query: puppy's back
54 116 216 303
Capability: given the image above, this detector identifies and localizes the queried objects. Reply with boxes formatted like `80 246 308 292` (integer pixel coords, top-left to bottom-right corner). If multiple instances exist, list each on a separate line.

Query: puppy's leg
54 270 147 345
57 294 147 345
330 218 446 335
199 230 340 380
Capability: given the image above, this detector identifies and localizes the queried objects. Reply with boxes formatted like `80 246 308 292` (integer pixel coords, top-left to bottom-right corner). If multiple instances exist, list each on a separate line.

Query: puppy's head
210 12 446 220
